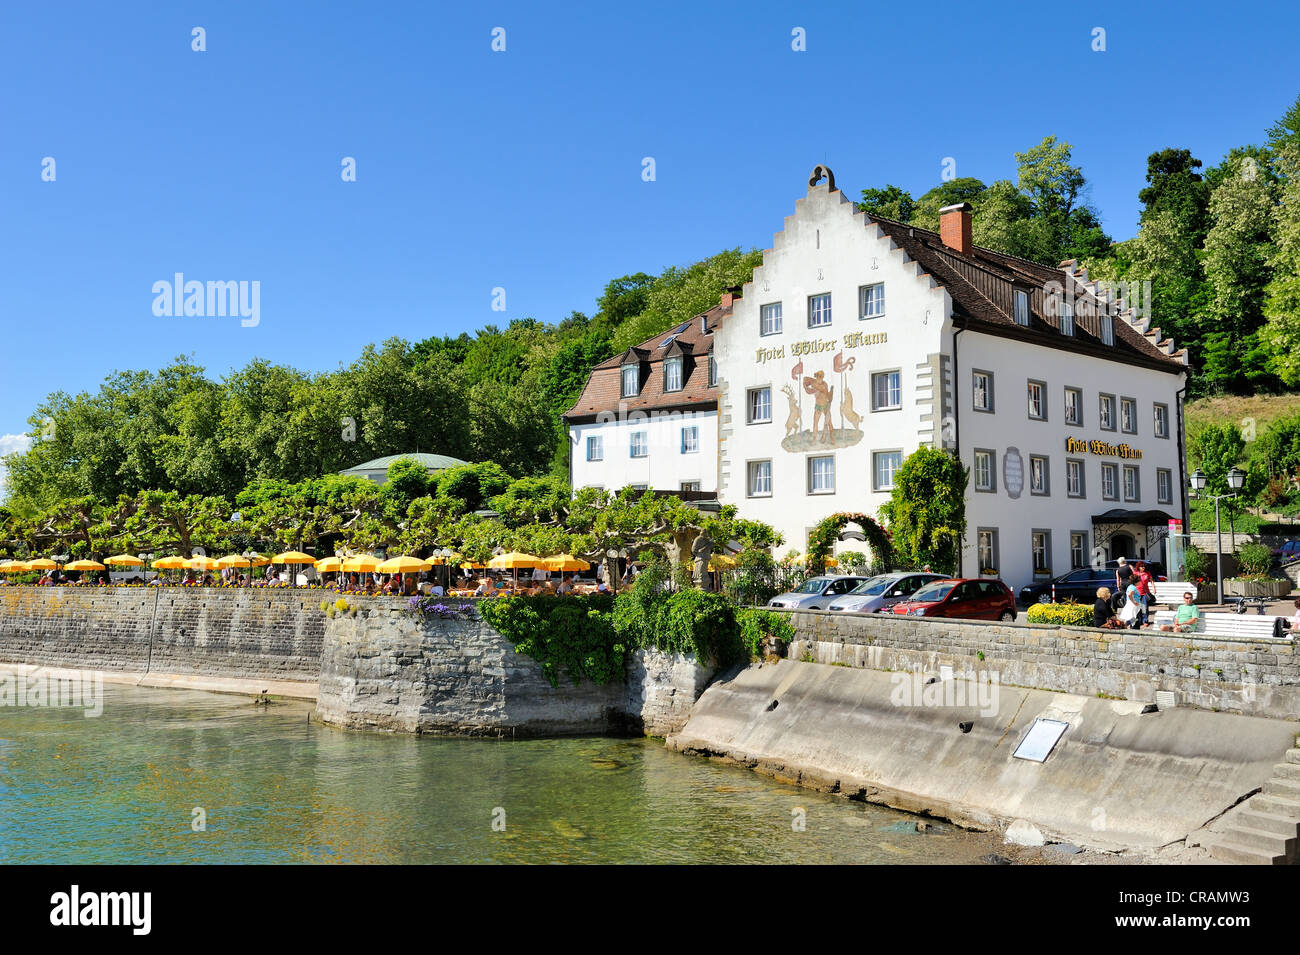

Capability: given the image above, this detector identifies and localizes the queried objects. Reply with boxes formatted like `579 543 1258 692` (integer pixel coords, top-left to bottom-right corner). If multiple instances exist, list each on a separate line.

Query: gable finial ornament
809 165 835 191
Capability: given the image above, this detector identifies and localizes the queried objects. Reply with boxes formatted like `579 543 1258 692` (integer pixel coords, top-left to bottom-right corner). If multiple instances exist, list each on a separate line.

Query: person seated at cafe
557 576 573 595
1168 592 1201 632
472 578 491 597
1093 587 1119 628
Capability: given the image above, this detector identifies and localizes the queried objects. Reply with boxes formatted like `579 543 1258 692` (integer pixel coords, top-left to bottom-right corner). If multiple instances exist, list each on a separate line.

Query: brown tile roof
867 216 1188 374
562 303 726 421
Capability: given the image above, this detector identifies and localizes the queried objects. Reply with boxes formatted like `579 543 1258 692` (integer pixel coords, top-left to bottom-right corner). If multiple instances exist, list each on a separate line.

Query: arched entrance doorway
1110 533 1135 560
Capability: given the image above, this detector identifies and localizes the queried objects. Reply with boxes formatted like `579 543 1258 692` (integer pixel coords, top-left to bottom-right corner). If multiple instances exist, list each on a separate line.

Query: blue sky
2 0 1298 490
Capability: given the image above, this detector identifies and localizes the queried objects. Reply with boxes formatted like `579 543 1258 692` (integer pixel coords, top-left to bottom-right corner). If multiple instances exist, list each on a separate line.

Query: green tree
878 448 969 575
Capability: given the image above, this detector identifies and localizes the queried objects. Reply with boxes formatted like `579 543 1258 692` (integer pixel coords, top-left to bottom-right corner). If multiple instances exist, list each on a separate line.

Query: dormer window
707 353 717 387
1061 296 1074 336
664 356 683 392
1101 314 1115 346
621 363 639 397
1013 289 1030 326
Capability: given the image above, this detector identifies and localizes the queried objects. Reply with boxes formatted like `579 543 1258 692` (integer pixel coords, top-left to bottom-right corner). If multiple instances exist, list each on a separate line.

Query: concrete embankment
669 659 1299 850
316 599 712 737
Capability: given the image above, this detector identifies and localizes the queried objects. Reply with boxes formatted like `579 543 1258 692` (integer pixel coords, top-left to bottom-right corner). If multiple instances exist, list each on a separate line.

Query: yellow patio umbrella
64 559 106 572
376 555 432 574
342 554 381 574
544 553 590 572
488 551 543 569
104 554 145 567
152 556 187 569
27 558 59 571
0 560 27 573
186 555 220 571
271 551 317 565
790 554 838 568
315 556 344 572
460 561 486 570
707 553 738 571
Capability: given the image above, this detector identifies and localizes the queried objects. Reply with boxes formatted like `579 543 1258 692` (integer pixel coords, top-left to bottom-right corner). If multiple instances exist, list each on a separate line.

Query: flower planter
1193 583 1217 604
1223 578 1291 598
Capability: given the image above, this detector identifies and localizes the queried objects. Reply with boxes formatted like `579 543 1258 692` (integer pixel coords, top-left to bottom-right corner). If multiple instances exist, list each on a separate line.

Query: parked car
890 578 1017 622
1017 560 1167 608
826 571 948 613
1278 541 1300 561
767 575 872 610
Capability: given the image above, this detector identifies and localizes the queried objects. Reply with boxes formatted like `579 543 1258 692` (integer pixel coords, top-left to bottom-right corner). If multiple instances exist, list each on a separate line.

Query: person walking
1133 560 1154 627
1114 556 1133 595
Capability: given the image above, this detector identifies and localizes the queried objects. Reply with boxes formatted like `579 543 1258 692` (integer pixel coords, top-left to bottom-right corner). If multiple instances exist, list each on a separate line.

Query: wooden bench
1151 610 1290 640
1151 582 1198 605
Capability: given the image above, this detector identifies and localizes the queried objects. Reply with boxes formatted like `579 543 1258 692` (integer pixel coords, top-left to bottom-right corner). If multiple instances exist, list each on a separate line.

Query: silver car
767 575 871 610
826 572 948 614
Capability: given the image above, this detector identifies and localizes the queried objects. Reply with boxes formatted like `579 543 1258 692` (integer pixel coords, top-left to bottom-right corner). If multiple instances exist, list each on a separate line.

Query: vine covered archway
806 512 892 574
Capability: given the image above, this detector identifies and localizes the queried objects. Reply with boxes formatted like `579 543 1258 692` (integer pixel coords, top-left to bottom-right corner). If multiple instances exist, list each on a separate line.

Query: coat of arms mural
780 351 866 452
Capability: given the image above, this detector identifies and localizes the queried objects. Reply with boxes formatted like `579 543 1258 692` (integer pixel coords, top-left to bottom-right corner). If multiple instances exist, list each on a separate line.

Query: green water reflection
0 684 989 864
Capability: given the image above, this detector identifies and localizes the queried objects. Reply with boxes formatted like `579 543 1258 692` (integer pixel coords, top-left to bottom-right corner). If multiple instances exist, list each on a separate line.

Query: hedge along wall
0 586 325 682
785 608 1300 721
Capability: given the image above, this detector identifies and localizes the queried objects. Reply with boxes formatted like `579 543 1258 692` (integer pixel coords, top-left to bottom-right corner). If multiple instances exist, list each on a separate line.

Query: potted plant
1224 542 1291 598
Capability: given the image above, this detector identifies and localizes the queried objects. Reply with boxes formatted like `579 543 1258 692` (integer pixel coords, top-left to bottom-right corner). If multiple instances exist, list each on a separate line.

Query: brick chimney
940 202 973 254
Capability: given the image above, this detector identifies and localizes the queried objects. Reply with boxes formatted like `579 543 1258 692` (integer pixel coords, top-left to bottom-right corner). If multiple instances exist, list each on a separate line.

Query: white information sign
1012 718 1070 763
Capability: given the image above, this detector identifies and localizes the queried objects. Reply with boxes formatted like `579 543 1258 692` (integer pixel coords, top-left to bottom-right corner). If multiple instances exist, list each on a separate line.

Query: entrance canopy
1091 508 1178 561
1090 508 1176 527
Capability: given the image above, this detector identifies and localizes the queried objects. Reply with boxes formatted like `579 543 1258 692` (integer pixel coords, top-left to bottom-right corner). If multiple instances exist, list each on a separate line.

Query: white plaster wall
570 409 718 493
957 330 1186 591
713 184 948 553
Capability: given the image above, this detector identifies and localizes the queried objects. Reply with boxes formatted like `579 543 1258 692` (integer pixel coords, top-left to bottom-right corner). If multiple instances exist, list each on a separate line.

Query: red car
890 578 1017 622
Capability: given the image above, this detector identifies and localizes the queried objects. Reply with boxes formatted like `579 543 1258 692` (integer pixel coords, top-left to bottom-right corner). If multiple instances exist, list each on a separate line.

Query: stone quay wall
0 586 324 683
786 609 1300 721
315 597 712 737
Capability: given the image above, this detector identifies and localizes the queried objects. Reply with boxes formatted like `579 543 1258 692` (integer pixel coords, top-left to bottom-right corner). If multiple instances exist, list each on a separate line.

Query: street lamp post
1188 467 1246 605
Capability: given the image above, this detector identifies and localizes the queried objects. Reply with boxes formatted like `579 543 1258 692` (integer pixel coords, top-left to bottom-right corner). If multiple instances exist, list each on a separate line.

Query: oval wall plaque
1004 447 1024 500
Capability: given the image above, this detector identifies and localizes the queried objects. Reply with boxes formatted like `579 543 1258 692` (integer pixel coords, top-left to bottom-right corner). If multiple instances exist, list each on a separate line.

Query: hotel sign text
755 331 888 365
1065 437 1143 460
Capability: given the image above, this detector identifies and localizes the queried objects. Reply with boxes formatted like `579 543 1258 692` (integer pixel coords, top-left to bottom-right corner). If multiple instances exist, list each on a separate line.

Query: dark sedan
1017 561 1167 608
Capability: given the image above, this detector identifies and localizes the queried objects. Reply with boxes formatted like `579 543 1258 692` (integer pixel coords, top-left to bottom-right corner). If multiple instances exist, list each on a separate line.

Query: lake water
0 683 994 864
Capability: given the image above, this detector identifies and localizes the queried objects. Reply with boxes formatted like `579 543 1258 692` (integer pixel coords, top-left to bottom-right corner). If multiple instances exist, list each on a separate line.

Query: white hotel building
567 167 1190 592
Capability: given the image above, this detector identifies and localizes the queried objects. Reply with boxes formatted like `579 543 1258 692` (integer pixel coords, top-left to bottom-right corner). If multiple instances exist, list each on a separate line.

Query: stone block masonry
0 587 325 683
316 597 712 737
785 609 1300 721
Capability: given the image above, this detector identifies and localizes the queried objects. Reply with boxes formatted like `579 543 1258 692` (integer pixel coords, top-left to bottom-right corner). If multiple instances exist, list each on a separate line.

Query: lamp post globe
1189 469 1206 492
1227 467 1246 492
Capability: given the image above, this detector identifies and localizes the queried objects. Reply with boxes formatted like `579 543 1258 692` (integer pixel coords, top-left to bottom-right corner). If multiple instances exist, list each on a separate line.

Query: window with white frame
621 363 639 398
808 293 832 328
1032 530 1052 575
977 528 999 573
1099 393 1116 431
681 425 699 453
808 455 835 494
747 387 772 424
873 451 903 491
1070 532 1087 569
664 356 683 392
1029 455 1049 495
872 371 901 411
974 449 996 492
1061 296 1074 336
1027 380 1047 420
1014 289 1030 326
1066 458 1084 498
1123 465 1140 502
680 481 701 493
1121 397 1137 434
760 302 783 336
1101 314 1114 345
1154 403 1169 438
972 370 993 412
629 431 648 458
586 435 603 462
1101 463 1118 500
747 460 772 497
1157 468 1172 504
1064 386 1082 426
707 354 717 387
860 283 885 319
